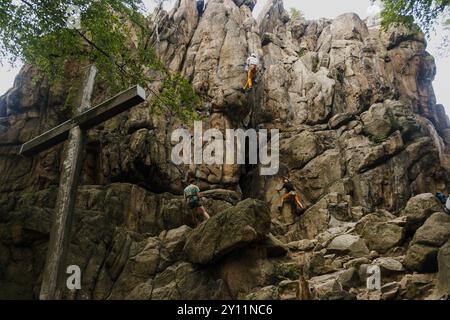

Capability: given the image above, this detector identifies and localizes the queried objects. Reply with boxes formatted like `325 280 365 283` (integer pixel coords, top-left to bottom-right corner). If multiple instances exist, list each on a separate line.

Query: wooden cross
19 65 146 300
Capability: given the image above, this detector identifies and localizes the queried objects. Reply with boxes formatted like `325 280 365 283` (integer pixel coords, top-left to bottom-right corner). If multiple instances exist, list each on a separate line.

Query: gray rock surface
0 0 449 300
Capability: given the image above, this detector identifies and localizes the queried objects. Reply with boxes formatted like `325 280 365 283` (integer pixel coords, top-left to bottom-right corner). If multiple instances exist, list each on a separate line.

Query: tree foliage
381 0 450 35
0 0 201 121
289 8 304 20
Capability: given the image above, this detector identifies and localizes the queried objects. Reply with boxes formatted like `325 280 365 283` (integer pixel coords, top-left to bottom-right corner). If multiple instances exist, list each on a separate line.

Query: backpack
436 192 447 205
187 195 200 209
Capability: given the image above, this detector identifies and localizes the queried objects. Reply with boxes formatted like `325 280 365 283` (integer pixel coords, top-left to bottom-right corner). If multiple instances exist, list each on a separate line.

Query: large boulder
404 212 450 272
308 270 358 300
404 244 439 273
361 103 395 140
359 221 405 254
372 257 405 275
436 240 450 297
401 193 442 233
356 212 405 253
151 262 231 299
399 274 435 299
327 235 370 258
410 212 450 247
184 199 271 264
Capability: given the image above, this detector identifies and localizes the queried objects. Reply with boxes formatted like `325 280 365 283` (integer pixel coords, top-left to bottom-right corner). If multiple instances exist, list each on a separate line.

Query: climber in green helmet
277 177 304 215
184 177 210 226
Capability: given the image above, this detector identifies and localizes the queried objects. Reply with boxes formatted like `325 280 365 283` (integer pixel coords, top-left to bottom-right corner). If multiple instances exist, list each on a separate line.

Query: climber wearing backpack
196 0 205 16
277 177 304 215
436 192 450 215
243 53 259 91
184 178 210 226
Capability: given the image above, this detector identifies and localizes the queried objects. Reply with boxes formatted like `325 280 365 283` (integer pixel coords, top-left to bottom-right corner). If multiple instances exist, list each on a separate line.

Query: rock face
1 0 450 300
404 212 450 272
327 235 369 258
436 240 450 297
184 199 271 264
401 193 443 234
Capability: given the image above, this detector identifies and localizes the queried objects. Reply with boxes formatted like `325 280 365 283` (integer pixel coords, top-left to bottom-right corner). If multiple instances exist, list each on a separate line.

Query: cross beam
19 85 146 156
22 65 148 300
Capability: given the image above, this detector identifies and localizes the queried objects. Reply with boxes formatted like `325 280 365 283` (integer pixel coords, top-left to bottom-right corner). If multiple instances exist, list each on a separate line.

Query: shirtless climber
184 177 210 226
243 53 259 91
277 177 304 215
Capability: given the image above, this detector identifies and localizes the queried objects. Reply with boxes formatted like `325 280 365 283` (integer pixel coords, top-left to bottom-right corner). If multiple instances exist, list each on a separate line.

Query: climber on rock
196 0 205 16
436 192 447 204
184 177 210 226
277 177 304 215
436 192 450 215
243 53 259 92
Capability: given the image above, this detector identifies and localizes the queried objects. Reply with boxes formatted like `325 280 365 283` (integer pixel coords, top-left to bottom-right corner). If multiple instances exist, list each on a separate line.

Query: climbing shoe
295 207 305 216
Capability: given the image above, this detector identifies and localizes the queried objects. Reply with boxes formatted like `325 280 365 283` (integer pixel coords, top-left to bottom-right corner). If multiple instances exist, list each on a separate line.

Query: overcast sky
1 0 448 112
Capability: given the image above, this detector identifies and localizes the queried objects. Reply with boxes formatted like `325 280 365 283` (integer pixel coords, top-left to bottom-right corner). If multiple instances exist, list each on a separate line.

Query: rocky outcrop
436 240 450 297
0 0 449 300
184 199 271 264
404 212 450 272
356 211 406 253
401 193 442 234
327 235 369 258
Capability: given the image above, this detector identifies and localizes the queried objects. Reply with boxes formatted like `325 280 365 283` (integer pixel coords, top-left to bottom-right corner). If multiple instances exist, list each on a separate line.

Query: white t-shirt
247 56 259 67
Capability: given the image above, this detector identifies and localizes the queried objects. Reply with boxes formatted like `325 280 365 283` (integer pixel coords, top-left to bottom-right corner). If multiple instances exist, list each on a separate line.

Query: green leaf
0 0 201 122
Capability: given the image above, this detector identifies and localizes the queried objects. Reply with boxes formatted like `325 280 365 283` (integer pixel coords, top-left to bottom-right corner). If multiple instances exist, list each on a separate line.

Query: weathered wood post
19 66 146 300
39 65 97 300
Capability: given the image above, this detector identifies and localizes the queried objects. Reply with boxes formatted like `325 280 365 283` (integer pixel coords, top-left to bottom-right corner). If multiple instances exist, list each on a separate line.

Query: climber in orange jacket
243 53 259 91
277 177 304 215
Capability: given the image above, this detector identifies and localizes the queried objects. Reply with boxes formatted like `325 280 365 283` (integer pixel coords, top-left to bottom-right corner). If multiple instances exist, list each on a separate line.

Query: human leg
244 69 252 89
196 206 210 221
192 210 198 226
249 65 256 88
294 193 303 209
278 192 291 211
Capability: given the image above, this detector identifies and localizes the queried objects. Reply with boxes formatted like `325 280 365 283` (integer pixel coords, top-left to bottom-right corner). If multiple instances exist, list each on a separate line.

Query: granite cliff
0 0 449 300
